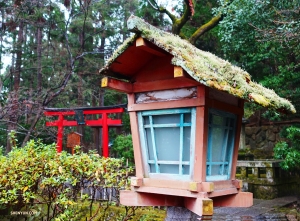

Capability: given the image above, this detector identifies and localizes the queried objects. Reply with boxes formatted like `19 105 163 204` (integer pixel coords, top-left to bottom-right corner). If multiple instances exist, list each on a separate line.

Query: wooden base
120 190 253 217
213 191 253 207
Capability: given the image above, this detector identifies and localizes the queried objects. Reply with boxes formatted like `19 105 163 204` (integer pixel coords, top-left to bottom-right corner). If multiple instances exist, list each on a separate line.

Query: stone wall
243 124 286 158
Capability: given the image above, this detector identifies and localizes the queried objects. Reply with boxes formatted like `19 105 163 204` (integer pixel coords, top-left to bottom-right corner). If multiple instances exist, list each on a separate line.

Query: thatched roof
99 15 296 114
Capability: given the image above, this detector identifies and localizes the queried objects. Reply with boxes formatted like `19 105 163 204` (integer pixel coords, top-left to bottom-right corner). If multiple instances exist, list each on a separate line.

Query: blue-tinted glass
183 127 191 161
139 108 194 177
160 165 178 174
145 128 154 160
206 109 236 180
156 127 180 161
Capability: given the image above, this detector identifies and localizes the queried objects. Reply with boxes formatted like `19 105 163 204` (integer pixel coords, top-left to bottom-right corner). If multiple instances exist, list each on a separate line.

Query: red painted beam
46 119 122 127
44 107 125 155
44 107 124 116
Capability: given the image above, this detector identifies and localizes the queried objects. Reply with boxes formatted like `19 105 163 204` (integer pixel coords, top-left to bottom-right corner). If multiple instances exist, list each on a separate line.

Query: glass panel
145 128 154 160
183 165 190 175
149 164 156 173
139 108 195 178
153 114 180 124
206 109 236 180
225 129 234 162
212 114 223 125
211 165 221 175
210 126 224 162
184 113 191 123
156 127 180 161
160 165 178 174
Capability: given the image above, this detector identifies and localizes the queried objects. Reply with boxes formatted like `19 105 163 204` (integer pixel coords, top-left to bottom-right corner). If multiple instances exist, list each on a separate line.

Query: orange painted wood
120 190 183 207
142 178 190 190
101 77 133 93
201 182 214 192
109 45 153 78
230 100 244 179
192 87 208 182
128 109 144 178
213 192 253 207
134 55 174 82
207 188 239 198
133 78 199 93
127 93 135 106
136 37 166 57
131 177 143 187
128 97 204 112
232 179 243 189
132 186 207 198
184 197 213 216
193 102 208 182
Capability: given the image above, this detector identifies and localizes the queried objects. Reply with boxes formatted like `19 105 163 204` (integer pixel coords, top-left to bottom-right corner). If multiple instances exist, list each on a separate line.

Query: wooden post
57 114 64 153
102 113 109 157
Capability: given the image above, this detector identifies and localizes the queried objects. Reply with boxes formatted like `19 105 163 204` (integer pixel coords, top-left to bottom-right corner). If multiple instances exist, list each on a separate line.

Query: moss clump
99 15 296 114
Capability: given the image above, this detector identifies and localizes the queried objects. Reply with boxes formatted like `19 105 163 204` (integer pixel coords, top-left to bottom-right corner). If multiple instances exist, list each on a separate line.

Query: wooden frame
206 109 237 181
137 108 196 181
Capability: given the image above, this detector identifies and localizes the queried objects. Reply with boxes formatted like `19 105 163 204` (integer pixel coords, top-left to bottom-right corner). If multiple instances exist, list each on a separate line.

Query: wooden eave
101 38 169 81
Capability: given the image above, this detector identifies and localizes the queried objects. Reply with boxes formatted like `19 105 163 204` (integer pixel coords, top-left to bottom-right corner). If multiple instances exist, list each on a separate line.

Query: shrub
274 125 300 170
0 139 134 221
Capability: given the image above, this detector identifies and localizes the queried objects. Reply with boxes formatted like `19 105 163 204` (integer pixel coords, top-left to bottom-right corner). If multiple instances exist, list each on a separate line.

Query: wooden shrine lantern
99 16 296 219
67 132 82 154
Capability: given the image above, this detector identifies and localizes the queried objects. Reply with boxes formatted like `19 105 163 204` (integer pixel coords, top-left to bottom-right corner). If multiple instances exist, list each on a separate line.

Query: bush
274 125 300 170
111 134 134 166
0 139 134 221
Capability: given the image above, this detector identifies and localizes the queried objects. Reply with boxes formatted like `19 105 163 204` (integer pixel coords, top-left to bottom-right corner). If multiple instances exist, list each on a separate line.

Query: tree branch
172 0 193 35
147 0 177 23
189 14 222 45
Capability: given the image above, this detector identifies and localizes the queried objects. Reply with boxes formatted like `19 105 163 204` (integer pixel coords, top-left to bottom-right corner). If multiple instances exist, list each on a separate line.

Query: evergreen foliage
0 137 134 220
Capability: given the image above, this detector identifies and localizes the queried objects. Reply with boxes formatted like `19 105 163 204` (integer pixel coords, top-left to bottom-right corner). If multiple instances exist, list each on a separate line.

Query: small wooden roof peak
99 15 296 114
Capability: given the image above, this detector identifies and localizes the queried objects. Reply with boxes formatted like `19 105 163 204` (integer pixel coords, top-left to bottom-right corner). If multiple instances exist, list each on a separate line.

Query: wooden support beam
101 77 133 93
213 192 253 207
133 78 199 93
184 197 213 216
128 97 205 112
136 37 166 57
120 190 183 207
174 66 184 78
174 66 201 85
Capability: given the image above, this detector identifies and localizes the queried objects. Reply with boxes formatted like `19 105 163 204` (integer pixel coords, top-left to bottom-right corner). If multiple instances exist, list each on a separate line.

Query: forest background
0 0 299 155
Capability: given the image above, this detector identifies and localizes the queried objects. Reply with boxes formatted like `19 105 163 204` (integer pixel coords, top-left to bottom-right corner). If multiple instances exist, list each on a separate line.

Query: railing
236 160 300 199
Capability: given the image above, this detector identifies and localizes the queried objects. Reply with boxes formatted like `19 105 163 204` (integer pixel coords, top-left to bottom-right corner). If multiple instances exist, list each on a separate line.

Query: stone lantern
99 15 295 219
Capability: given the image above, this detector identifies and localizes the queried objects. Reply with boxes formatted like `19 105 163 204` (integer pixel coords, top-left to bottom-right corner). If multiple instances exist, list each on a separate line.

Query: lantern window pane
138 108 195 180
206 109 236 181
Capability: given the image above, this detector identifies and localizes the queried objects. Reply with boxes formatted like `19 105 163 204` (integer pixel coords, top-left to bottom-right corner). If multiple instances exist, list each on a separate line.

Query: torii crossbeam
44 105 125 157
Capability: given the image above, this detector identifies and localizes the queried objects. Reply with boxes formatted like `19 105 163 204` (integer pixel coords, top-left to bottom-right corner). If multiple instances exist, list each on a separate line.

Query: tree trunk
36 25 43 92
6 21 24 153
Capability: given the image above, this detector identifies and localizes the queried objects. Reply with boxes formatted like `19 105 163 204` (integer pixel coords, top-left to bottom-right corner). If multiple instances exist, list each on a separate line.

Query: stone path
213 196 298 221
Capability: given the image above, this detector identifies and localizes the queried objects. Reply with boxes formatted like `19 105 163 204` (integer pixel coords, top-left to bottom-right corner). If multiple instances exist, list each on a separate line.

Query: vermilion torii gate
44 105 125 157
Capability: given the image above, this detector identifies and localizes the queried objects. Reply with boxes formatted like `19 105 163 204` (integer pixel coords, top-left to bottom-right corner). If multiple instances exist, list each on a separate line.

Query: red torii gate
44 105 125 157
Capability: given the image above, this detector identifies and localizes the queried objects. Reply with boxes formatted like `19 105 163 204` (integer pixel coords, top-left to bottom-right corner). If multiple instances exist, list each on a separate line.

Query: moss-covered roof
100 15 296 114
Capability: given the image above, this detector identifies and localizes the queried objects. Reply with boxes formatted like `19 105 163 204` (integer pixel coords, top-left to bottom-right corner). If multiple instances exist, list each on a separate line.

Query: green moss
99 15 296 114
75 201 166 221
